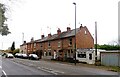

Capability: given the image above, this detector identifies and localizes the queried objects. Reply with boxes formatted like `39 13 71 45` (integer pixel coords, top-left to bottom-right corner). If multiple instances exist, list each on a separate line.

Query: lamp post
73 2 76 65
95 21 97 65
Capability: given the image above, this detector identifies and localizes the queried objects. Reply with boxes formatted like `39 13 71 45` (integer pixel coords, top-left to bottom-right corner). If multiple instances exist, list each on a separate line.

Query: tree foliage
11 41 15 51
95 44 120 50
0 3 11 36
13 48 19 55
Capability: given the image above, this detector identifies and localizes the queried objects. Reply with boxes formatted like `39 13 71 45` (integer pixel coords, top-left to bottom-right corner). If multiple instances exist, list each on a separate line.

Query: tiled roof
25 27 80 44
37 28 80 42
57 28 80 39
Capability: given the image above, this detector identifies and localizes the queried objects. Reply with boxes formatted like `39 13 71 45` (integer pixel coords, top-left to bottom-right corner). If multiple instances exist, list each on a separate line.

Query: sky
0 0 119 50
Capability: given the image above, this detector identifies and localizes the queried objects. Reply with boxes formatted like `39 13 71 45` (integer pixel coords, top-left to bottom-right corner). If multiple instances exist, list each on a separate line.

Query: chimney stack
80 24 83 28
67 27 71 32
48 33 52 38
24 41 26 44
31 37 34 42
57 28 61 35
41 35 44 39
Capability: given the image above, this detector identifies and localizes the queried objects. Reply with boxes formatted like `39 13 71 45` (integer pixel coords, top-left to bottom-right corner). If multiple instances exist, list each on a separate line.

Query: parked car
6 53 14 58
2 53 6 56
28 54 39 60
15 53 22 58
21 54 28 59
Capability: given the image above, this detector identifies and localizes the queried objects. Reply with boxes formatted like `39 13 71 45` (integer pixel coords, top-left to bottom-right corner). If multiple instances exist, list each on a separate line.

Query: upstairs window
48 41 51 47
58 41 61 47
34 43 36 48
31 44 33 49
69 38 72 46
40 43 42 47
85 30 87 35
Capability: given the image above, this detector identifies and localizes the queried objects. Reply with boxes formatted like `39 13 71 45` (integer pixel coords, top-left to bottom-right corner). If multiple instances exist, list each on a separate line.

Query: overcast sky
0 0 119 50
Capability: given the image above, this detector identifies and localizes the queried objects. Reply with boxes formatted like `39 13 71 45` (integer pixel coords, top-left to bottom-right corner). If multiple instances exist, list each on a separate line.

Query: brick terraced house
20 24 94 61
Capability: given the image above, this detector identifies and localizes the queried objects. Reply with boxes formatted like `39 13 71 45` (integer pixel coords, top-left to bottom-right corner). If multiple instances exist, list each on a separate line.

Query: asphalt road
1 57 119 77
11 58 119 75
2 58 53 76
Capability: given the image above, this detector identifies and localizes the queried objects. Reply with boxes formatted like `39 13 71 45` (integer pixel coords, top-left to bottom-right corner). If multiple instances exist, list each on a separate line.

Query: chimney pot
31 37 34 42
48 33 52 38
24 41 26 44
41 35 44 39
57 28 61 35
67 27 71 32
80 24 83 29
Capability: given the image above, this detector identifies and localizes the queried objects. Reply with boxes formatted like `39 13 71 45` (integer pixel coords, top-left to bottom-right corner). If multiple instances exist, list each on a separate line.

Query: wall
76 49 95 64
76 26 94 49
101 51 120 67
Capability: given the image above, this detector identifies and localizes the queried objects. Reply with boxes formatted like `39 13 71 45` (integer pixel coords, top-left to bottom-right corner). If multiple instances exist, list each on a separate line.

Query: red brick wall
76 26 94 49
25 26 94 56
27 43 32 54
62 37 74 49
36 42 40 50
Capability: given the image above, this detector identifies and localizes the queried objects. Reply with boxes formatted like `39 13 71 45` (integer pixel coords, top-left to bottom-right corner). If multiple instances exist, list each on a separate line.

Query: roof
35 28 80 43
58 28 80 39
100 50 120 53
21 26 88 44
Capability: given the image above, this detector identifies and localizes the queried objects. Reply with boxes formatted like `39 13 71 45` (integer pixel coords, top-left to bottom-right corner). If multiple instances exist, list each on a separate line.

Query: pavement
10 58 119 75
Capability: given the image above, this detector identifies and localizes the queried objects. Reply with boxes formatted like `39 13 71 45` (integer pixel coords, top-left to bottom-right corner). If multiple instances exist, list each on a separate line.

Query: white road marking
0 66 2 68
2 70 7 77
37 67 64 75
37 67 58 75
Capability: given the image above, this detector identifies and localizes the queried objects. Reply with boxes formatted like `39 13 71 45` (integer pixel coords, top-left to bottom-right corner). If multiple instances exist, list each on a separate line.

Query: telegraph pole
73 2 77 65
95 21 97 64
22 32 24 44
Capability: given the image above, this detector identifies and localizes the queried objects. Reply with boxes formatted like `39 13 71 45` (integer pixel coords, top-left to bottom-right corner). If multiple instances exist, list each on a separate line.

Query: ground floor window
44 51 46 56
46 50 51 56
77 54 86 58
71 49 73 53
89 54 92 60
49 52 51 56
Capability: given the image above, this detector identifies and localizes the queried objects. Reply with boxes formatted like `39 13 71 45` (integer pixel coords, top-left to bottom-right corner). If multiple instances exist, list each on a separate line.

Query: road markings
2 70 7 77
55 63 72 66
37 67 64 75
38 67 58 75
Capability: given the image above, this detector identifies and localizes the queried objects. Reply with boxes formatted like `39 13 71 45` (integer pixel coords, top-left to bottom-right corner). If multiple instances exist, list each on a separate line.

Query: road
10 58 119 75
2 58 53 76
1 57 119 77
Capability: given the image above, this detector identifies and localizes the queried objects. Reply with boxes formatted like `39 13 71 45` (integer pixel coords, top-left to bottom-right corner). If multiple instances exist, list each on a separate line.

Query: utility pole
2 42 3 50
118 1 120 67
22 32 24 44
73 2 76 65
95 21 97 64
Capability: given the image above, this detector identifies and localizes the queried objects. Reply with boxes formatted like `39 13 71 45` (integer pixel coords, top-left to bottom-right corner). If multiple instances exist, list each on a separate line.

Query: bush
13 49 20 55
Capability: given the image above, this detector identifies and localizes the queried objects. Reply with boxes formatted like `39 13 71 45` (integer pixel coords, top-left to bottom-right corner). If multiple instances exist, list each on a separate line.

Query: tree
11 41 15 51
94 44 120 50
0 2 11 36
13 48 19 55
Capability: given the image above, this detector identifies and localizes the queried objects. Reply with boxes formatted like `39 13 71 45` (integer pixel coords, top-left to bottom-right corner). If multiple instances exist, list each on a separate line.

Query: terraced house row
20 24 94 61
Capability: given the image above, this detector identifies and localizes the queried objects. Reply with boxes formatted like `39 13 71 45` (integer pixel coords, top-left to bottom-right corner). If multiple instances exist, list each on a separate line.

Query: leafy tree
11 41 15 51
0 3 11 36
95 44 120 50
13 48 19 55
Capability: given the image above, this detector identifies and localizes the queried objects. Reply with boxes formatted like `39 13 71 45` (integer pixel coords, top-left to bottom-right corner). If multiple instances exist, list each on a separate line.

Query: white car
28 54 39 60
6 53 14 58
15 53 22 58
21 54 28 59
